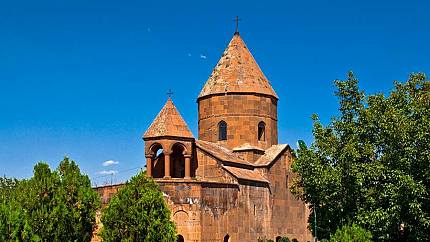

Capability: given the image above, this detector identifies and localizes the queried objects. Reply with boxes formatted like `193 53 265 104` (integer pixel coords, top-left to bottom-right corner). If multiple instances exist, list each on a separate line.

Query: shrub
101 171 176 241
329 223 372 242
279 237 290 242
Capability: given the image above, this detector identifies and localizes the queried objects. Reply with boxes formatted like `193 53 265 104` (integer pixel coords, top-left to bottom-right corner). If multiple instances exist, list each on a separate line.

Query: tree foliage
0 176 23 241
100 171 176 242
0 157 100 241
278 237 290 242
291 72 430 241
329 223 372 242
257 238 274 242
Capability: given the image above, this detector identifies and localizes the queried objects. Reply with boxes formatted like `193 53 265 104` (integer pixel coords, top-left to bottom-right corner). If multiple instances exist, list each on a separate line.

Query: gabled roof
232 143 265 152
195 140 252 166
196 140 269 183
198 33 278 100
222 166 269 183
195 141 292 183
197 140 291 168
254 144 290 166
143 98 194 139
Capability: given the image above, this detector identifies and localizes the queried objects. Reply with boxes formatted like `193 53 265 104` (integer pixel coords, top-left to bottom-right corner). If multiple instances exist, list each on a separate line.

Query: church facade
97 31 313 242
142 31 312 242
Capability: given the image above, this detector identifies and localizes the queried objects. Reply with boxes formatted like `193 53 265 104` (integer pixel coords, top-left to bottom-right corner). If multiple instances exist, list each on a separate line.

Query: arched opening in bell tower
149 143 165 178
171 143 186 178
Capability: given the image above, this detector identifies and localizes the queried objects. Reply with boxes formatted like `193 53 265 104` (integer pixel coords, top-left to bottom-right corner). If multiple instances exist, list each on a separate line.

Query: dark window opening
224 234 230 242
218 121 227 141
150 143 165 178
171 144 186 178
258 121 266 141
177 234 184 242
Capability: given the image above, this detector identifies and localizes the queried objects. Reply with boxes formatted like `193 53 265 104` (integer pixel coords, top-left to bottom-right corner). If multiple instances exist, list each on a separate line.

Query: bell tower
197 32 279 150
143 98 195 179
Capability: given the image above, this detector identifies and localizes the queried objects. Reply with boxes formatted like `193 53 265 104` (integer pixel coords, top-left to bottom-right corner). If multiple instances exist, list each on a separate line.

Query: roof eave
254 144 293 167
143 135 195 141
197 91 279 103
221 166 270 184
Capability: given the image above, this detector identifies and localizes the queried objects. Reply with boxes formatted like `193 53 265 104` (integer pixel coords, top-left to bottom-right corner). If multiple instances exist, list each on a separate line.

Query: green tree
279 237 291 242
257 238 274 242
0 176 19 196
56 158 101 240
0 177 25 241
291 72 430 241
329 223 372 242
100 171 176 242
0 158 100 241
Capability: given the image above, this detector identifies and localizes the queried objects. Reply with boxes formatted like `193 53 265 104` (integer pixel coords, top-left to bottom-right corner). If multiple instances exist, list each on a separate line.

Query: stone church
97 30 313 242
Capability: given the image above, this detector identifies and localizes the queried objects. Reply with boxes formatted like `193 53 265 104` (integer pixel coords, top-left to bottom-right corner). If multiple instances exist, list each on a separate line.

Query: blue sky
1 0 429 185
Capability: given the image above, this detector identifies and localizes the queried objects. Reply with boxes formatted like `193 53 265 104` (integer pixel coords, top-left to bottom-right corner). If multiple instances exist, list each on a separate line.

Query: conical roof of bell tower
143 98 194 139
198 33 278 100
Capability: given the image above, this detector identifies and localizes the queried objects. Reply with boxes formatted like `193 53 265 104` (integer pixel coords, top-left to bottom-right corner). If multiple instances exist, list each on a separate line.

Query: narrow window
258 121 266 141
218 121 227 141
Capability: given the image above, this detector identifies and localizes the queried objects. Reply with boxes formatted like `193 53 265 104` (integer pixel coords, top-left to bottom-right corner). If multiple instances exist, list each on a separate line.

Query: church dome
198 33 278 100
197 32 279 150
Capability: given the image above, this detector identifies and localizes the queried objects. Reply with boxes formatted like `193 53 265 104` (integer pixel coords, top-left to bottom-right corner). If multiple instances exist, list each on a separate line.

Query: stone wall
158 180 272 242
200 182 270 241
198 94 278 150
194 149 236 183
94 183 123 207
92 149 313 242
263 153 313 242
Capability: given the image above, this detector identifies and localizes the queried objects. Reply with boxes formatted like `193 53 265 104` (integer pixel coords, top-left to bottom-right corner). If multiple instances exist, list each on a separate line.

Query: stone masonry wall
93 150 313 242
158 180 273 242
262 153 313 242
199 182 271 242
194 149 236 184
198 94 278 150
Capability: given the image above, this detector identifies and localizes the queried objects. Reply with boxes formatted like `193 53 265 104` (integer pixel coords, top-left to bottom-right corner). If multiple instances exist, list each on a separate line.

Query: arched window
218 121 227 141
224 234 230 242
276 236 282 242
177 234 184 242
258 121 266 141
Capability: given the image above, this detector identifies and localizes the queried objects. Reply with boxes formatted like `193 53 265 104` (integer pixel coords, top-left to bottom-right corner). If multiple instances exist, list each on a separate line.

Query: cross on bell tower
233 16 242 35
166 89 174 99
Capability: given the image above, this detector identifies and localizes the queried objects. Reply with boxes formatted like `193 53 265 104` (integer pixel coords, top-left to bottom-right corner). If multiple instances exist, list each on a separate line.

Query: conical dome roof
198 33 278 99
143 98 194 139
